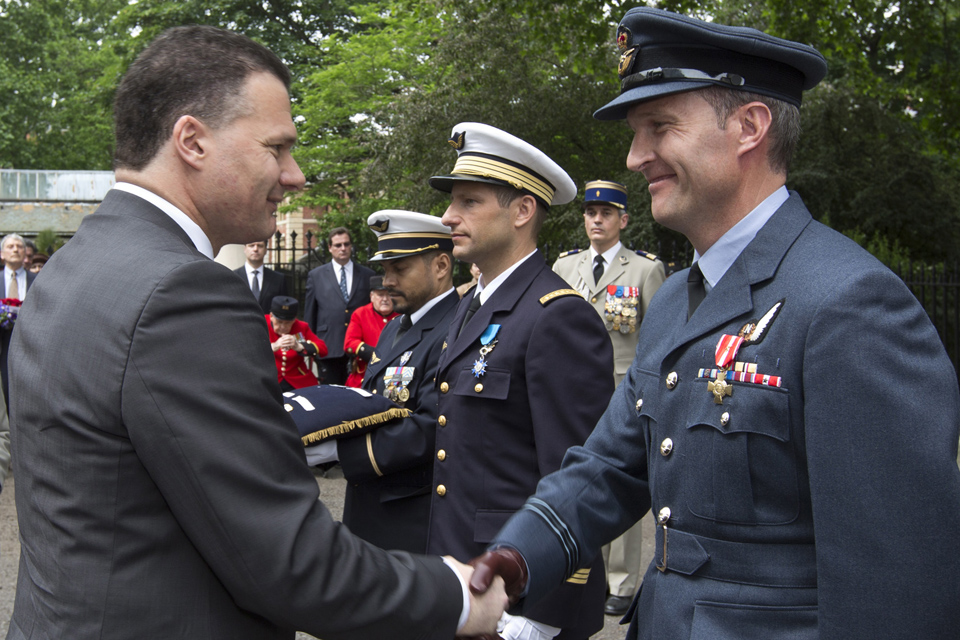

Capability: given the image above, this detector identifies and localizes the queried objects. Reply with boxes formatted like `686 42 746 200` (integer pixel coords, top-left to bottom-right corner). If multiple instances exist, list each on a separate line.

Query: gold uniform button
660 438 673 457
666 372 678 389
636 398 643 411
437 449 446 461
720 411 731 426
657 506 672 525
436 485 446 497
591 296 598 303
440 382 449 393
438 415 447 427
475 383 483 393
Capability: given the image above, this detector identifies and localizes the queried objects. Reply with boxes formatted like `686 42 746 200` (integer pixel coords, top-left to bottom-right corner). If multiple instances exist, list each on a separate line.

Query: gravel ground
0 468 651 639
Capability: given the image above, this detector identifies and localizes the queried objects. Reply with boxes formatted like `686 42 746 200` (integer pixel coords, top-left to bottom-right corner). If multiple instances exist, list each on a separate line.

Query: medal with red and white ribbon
708 334 743 404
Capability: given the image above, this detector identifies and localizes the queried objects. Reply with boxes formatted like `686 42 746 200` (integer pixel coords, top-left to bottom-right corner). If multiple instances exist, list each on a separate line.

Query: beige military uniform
553 243 666 602
553 244 666 382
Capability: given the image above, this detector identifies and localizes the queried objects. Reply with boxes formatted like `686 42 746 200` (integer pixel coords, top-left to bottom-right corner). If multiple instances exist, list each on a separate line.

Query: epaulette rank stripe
557 248 582 258
540 289 581 306
636 250 659 261
566 568 590 584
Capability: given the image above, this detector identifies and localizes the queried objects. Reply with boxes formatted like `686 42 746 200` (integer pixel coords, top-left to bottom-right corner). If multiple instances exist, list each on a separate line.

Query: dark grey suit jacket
303 260 374 358
234 264 288 315
7 190 462 640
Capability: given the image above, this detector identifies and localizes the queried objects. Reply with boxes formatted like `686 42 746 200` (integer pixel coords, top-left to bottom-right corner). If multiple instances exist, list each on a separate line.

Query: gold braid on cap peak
451 154 555 205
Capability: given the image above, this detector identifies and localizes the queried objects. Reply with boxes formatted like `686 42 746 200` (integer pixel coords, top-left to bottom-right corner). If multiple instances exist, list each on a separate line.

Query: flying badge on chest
472 324 500 378
698 300 787 402
400 350 413 366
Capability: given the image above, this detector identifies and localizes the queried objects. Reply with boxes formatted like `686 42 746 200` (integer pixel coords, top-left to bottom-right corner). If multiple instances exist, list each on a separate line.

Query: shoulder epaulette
540 289 582 306
635 249 659 261
556 248 582 259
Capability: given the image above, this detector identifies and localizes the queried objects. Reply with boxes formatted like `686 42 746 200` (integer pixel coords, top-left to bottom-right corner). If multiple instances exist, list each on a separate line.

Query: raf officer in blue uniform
428 122 614 640
469 7 960 640
339 210 460 553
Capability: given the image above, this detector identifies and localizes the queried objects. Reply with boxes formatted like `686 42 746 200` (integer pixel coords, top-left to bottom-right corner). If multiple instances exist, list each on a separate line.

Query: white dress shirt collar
590 241 622 273
409 288 456 325
112 182 215 259
475 249 538 305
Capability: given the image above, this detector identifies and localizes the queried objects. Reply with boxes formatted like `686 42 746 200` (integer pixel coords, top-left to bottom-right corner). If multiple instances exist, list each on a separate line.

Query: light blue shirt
695 186 789 292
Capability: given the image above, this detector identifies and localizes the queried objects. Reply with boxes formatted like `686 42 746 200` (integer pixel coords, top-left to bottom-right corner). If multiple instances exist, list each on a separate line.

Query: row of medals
604 287 640 335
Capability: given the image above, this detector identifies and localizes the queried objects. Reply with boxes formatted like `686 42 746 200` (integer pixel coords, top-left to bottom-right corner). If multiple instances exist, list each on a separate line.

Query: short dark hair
491 184 549 236
699 86 800 175
328 227 352 244
113 25 290 171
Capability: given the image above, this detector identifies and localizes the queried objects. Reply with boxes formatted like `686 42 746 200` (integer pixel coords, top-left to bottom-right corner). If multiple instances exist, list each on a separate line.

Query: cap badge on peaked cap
369 218 389 233
448 131 466 150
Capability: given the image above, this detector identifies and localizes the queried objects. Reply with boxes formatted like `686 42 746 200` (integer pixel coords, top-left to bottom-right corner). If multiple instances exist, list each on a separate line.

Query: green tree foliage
293 0 682 261
2 0 958 264
0 0 126 170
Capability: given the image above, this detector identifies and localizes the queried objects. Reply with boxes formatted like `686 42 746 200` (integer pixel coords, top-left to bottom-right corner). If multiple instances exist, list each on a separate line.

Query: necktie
687 262 706 320
338 266 349 302
251 270 260 300
457 294 483 338
8 272 19 300
393 314 413 347
593 255 605 285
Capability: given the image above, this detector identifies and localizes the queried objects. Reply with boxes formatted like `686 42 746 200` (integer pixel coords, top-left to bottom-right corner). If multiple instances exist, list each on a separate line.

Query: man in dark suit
6 25 506 640
312 210 460 554
1 233 36 410
472 8 960 640
303 228 375 385
234 240 288 314
428 123 615 640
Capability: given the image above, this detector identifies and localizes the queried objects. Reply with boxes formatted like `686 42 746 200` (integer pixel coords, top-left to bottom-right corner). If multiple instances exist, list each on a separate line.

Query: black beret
595 7 827 120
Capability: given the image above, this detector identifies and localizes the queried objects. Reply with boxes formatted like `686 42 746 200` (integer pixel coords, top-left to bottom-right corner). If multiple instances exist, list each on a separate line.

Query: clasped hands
453 548 529 640
272 334 302 352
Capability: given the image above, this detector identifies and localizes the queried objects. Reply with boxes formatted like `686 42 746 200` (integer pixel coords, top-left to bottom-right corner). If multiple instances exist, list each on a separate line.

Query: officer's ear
432 251 453 280
512 194 539 232
735 102 773 162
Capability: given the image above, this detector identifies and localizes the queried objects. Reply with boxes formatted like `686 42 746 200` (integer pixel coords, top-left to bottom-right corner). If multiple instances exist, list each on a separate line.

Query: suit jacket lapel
576 252 596 295
107 190 198 253
440 253 544 373
366 318 400 382
673 193 813 349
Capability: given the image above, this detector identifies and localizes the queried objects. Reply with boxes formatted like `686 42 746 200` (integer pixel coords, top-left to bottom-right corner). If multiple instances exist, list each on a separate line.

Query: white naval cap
428 122 577 208
366 210 453 262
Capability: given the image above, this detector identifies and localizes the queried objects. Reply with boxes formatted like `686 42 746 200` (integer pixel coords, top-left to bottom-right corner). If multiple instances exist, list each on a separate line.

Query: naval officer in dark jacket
470 8 960 640
339 210 460 553
428 122 614 640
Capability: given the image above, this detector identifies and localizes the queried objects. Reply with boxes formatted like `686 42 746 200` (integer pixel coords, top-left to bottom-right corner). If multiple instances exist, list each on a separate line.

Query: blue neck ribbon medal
472 324 501 378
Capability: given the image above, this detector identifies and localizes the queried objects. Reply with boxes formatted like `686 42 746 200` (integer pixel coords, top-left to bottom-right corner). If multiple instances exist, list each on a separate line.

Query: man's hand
446 557 508 638
469 549 528 606
273 334 297 351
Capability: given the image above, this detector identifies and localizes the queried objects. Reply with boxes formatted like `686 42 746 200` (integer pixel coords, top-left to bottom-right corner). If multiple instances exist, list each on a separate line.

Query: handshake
453 548 529 640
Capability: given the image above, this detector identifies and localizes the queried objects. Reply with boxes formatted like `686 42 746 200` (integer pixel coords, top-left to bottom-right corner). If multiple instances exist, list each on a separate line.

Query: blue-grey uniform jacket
494 193 960 640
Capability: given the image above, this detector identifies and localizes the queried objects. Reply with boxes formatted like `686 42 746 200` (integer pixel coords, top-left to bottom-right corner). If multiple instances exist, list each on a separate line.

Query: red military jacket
265 316 328 389
343 302 398 388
